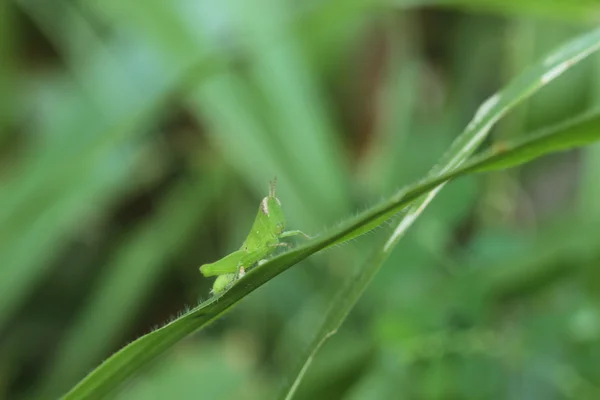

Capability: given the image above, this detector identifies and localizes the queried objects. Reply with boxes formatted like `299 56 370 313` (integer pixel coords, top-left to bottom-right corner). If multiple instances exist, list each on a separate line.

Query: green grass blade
63 116 600 398
64 110 600 400
62 105 600 400
277 24 600 397
277 109 600 400
61 27 600 399
459 110 600 174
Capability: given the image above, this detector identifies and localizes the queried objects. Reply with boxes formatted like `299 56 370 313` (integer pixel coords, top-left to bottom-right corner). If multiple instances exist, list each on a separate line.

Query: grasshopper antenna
269 177 277 197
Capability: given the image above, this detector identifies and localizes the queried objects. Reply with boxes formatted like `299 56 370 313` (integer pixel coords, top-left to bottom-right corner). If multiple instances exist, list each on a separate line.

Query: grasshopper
200 180 309 294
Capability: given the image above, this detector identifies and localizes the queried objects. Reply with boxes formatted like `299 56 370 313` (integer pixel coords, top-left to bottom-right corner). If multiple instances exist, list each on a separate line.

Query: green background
1 0 600 399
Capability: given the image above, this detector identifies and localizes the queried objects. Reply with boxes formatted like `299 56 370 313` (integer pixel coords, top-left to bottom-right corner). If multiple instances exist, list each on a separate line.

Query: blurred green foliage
1 0 600 399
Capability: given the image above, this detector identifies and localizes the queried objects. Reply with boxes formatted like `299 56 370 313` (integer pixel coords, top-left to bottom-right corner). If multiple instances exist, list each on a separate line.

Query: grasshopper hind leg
211 273 236 295
212 264 248 296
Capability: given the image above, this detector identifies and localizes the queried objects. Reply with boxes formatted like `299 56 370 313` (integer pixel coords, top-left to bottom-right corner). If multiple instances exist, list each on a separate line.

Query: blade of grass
34 171 224 399
61 104 600 400
278 23 600 395
62 27 600 399
279 108 600 399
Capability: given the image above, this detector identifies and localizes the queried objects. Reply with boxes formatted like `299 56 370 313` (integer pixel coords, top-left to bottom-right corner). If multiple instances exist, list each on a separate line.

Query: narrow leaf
278 108 600 400
63 109 600 400
278 23 600 397
63 28 600 400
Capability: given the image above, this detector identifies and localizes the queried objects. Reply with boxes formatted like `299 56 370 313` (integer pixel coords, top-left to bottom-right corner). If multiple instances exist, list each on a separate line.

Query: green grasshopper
200 180 310 294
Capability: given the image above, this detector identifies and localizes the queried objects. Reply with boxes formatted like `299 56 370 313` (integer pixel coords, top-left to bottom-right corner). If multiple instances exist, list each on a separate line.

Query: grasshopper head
260 178 286 235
